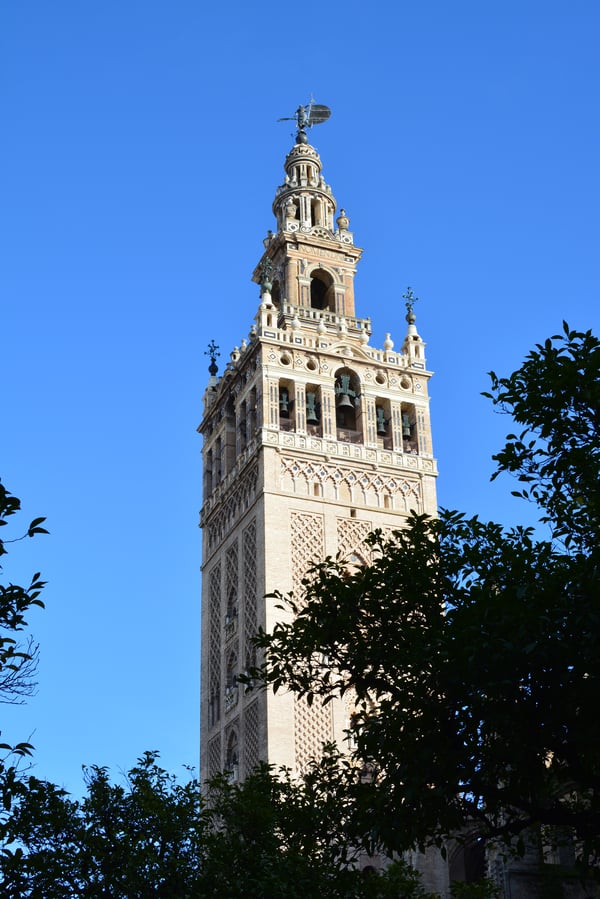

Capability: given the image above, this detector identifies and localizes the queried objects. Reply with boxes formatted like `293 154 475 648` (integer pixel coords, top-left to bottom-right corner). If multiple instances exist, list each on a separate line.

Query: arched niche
310 268 335 311
334 367 362 441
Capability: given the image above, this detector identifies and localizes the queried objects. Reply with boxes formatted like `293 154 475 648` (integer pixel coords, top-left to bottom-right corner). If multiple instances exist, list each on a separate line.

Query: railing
336 428 363 444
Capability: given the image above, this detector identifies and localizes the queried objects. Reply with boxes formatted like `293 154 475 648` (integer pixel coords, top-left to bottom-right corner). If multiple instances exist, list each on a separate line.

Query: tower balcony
261 426 437 475
278 302 371 340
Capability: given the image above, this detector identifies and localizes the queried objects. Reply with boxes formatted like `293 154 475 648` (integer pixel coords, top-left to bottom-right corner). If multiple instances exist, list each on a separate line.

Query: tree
0 751 438 898
0 482 47 812
0 751 203 898
249 325 600 863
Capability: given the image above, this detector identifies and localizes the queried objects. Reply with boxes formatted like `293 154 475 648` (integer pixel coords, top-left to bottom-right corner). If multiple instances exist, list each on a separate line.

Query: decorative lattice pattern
290 511 325 597
295 696 333 772
243 699 260 775
225 541 239 616
280 456 421 511
208 563 221 725
336 517 373 566
205 460 259 549
243 519 257 668
207 734 221 778
290 511 332 768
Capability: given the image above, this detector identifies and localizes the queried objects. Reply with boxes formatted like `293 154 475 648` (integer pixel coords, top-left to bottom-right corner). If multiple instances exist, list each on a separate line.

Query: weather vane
402 287 419 319
277 99 331 144
205 340 220 376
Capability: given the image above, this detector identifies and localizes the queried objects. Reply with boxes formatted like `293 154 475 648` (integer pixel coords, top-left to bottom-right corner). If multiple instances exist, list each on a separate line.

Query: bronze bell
279 388 290 417
402 412 412 438
335 373 356 409
306 393 319 424
336 391 354 410
376 406 387 436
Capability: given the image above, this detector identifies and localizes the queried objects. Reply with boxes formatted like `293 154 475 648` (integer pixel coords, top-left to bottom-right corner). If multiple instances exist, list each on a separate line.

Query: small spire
205 340 220 377
402 286 419 325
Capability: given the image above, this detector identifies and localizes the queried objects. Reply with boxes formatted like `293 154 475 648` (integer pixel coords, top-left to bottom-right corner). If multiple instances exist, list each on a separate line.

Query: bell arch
310 268 335 311
334 366 362 441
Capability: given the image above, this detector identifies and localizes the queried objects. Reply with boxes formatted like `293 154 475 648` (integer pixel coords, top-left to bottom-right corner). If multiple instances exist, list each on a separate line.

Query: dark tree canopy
0 752 440 898
250 325 600 861
0 482 47 812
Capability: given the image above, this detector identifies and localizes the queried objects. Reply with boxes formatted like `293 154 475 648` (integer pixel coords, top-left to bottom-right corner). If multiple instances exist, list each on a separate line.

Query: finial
260 257 273 292
277 100 331 144
402 286 419 324
336 208 350 231
205 340 220 377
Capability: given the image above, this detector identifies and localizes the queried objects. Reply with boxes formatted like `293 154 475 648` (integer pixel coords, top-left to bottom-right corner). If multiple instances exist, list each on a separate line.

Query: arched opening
448 839 486 884
310 269 335 311
305 385 322 436
214 437 222 485
204 448 213 497
335 368 362 443
375 398 392 449
247 386 257 434
238 400 247 452
225 583 238 630
226 730 239 783
225 650 239 713
271 279 281 307
279 379 295 432
224 395 237 473
401 403 418 454
310 198 322 226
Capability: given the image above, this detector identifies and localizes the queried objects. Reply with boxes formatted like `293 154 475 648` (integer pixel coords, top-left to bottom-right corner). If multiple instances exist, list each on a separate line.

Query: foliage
0 751 203 898
450 882 499 899
485 323 600 553
201 758 437 898
0 751 438 898
249 325 600 862
0 482 47 812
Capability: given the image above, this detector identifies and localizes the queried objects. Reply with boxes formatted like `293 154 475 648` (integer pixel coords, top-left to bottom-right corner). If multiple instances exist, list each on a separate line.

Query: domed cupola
273 141 337 236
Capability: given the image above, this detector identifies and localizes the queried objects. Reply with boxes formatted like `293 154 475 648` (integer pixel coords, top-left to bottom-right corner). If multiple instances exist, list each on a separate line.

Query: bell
279 388 290 417
376 407 387 436
306 393 319 424
336 391 354 410
335 373 356 410
402 412 412 438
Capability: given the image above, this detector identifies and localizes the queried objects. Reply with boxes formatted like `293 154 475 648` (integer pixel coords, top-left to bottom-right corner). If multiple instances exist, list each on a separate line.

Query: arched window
204 448 213 497
335 368 362 443
310 198 322 226
271 279 281 307
238 400 247 452
305 385 322 436
401 403 418 454
224 396 236 473
310 269 335 311
375 398 392 449
278 379 295 432
214 437 222 484
226 731 239 783
225 650 239 713
448 839 486 884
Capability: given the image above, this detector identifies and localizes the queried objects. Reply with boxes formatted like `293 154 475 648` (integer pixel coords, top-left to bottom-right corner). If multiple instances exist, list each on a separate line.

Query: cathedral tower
199 108 438 785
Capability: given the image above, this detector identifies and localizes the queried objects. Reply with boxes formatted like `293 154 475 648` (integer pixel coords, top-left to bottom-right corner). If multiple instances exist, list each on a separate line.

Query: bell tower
199 106 438 785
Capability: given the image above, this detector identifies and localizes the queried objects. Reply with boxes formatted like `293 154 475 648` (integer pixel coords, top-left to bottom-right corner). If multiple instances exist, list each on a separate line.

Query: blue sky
2 1 599 794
